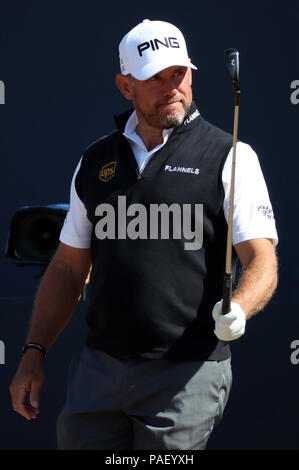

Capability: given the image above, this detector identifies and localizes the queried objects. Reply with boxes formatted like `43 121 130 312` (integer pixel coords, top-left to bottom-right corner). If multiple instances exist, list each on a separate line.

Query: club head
224 48 240 91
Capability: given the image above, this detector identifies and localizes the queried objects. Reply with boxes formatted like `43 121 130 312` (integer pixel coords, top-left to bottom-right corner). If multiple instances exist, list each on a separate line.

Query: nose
162 78 179 97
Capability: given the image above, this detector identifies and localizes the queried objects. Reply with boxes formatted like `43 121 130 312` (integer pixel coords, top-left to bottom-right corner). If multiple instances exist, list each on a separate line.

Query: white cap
119 19 198 80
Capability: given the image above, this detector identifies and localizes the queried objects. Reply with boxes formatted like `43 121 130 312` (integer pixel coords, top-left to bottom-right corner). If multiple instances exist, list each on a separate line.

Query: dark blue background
0 0 298 450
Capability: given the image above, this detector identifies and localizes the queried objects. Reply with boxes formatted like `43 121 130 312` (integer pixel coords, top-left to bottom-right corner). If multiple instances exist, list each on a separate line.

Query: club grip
222 273 232 315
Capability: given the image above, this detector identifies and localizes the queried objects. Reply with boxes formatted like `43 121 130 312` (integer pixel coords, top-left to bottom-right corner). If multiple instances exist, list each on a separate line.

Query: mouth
158 100 182 110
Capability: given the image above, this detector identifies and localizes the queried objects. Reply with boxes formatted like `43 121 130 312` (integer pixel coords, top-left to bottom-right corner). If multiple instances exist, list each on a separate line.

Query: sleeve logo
257 204 274 219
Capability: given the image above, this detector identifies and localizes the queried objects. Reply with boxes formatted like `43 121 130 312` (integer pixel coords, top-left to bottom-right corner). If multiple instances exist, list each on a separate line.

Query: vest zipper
136 153 155 180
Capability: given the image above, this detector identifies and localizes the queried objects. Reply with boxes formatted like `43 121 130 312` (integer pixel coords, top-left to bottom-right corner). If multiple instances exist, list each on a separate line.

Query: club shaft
222 91 240 314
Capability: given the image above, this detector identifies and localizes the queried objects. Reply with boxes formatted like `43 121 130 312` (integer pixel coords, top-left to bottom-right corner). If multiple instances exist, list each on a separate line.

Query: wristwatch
22 342 47 359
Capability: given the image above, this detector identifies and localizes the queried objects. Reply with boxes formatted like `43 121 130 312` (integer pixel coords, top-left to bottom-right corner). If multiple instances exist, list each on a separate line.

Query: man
10 19 278 450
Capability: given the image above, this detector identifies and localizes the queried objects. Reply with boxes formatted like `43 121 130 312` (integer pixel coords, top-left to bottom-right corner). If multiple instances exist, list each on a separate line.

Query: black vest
76 102 235 360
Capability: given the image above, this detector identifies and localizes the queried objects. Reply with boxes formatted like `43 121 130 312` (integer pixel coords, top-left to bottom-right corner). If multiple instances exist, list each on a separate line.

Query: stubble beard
135 96 192 130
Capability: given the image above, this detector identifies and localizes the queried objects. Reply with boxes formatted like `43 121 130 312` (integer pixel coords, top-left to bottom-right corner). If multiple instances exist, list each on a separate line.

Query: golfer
10 19 278 450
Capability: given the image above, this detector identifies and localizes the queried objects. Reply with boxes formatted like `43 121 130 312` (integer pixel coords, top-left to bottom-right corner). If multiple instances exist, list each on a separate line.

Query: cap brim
131 59 198 81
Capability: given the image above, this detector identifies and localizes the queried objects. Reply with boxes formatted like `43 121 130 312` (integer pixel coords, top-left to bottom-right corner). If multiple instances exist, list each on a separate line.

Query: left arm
232 238 278 319
212 238 278 341
215 142 279 340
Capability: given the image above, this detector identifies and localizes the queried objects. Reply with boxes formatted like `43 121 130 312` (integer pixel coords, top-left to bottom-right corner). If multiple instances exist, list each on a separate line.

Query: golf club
222 48 241 315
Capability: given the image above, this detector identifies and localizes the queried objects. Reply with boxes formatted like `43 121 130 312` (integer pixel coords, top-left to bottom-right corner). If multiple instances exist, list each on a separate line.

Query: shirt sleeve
222 142 278 246
59 157 92 248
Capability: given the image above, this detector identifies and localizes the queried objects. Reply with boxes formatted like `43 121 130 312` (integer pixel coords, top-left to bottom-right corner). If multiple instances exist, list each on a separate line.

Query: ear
115 74 134 100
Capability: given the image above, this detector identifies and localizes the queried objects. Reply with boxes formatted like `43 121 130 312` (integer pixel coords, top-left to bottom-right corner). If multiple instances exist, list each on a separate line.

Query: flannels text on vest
165 165 200 175
184 109 200 125
138 37 180 56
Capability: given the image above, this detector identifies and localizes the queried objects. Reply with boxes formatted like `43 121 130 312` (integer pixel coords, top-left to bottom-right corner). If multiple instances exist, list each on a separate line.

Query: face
117 66 193 130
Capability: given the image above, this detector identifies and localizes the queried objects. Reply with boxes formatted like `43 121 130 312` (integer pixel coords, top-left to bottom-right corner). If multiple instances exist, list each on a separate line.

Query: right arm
9 242 91 420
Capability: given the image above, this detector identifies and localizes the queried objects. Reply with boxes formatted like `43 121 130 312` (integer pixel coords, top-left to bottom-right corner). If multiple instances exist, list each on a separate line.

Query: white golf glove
212 300 246 341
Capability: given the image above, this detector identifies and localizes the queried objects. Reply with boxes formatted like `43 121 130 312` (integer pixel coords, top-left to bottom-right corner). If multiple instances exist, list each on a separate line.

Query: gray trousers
56 346 232 450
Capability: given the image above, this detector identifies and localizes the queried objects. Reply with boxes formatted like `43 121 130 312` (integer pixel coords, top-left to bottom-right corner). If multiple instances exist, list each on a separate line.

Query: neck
135 124 164 151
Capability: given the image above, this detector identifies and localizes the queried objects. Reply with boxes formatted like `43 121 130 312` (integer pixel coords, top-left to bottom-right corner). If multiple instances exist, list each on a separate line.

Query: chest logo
99 161 117 182
164 165 200 175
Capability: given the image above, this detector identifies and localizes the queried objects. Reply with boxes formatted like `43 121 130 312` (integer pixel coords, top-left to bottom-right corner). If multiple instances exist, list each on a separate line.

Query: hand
9 349 45 420
212 300 246 341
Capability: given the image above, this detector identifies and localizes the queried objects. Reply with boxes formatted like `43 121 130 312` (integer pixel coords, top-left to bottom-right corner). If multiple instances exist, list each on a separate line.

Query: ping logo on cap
137 37 180 57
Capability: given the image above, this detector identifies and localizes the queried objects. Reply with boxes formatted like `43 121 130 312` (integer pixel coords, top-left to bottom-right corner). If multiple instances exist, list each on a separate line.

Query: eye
149 74 160 81
174 68 186 77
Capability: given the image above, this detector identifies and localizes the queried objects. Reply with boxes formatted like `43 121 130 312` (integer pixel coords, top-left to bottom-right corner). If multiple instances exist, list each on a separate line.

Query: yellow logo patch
99 161 117 182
